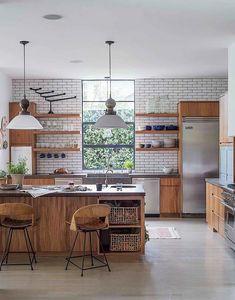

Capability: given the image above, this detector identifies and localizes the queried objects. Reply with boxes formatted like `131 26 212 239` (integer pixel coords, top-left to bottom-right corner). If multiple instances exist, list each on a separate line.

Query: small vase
11 174 24 188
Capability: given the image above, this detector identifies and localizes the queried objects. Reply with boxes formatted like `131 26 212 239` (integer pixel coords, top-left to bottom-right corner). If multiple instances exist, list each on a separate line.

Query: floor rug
147 226 181 239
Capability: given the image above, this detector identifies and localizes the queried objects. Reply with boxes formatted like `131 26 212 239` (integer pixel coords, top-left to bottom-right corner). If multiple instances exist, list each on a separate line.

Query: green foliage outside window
82 80 135 170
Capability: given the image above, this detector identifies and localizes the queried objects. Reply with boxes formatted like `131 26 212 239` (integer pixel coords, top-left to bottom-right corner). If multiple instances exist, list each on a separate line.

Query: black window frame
82 79 135 170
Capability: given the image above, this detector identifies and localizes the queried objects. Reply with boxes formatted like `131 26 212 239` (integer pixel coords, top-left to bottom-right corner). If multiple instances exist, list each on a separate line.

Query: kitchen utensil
152 140 161 147
145 143 152 148
145 126 152 131
139 143 145 148
47 153 52 158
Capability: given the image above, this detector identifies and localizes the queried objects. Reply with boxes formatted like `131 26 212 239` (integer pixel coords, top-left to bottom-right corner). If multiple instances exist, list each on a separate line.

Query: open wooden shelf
33 148 80 152
136 130 178 134
135 113 178 117
33 130 80 135
34 113 80 118
136 147 178 152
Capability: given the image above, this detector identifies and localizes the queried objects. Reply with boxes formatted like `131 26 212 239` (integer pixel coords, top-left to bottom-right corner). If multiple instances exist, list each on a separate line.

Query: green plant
123 159 134 170
0 170 6 178
7 158 29 175
145 226 150 243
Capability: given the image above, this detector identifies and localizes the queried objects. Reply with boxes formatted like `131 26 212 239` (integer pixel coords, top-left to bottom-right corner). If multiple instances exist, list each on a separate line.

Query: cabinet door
219 146 227 177
160 186 180 216
220 94 233 144
227 146 234 182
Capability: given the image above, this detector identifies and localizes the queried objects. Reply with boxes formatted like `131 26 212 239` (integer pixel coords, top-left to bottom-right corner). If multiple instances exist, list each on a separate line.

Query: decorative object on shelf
146 96 160 114
95 41 127 129
30 87 77 114
7 41 43 130
163 138 176 148
7 157 29 188
162 167 174 174
123 159 134 174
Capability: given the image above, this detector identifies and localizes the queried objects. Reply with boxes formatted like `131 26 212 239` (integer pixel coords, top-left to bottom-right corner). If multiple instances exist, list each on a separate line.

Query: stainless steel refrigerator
182 117 219 214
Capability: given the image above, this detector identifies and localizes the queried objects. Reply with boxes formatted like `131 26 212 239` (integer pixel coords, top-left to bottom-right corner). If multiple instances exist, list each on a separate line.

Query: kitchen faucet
105 154 113 188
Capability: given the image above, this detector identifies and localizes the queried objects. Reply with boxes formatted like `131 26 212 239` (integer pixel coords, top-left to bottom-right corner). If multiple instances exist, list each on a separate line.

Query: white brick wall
134 78 227 173
12 78 228 174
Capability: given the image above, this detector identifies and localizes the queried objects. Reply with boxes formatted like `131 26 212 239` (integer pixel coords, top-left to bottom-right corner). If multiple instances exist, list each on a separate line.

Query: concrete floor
0 219 235 300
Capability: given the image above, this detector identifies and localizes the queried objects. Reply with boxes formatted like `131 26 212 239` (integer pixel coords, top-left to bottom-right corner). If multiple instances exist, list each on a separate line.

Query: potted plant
0 170 7 185
123 159 134 174
7 158 29 188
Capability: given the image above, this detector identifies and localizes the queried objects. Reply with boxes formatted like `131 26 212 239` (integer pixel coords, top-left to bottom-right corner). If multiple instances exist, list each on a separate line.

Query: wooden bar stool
65 204 111 276
0 203 37 270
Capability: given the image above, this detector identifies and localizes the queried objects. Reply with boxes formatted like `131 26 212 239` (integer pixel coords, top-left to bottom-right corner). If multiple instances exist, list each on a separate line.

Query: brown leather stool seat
1 217 32 229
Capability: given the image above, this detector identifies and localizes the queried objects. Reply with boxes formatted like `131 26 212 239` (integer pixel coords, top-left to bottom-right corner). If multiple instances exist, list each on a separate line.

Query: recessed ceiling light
70 60 83 63
43 14 63 20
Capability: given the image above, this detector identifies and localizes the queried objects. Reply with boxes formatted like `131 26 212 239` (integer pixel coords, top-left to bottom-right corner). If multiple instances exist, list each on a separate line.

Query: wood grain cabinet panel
178 101 219 117
9 102 36 146
206 183 225 236
219 93 233 144
160 178 181 217
23 178 55 185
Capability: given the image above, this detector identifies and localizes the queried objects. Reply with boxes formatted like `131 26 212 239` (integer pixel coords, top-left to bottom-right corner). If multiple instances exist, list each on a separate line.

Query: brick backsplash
12 78 228 174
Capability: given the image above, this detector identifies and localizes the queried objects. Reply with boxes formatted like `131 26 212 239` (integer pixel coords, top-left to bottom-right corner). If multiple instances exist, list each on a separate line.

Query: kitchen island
0 184 145 255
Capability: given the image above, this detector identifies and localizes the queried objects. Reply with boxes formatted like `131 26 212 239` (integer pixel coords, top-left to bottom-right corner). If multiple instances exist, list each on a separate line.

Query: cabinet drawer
160 178 180 186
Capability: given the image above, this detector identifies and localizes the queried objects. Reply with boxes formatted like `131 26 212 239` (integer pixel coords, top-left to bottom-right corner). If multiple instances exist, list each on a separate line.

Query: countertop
23 172 180 179
205 178 234 193
0 184 145 197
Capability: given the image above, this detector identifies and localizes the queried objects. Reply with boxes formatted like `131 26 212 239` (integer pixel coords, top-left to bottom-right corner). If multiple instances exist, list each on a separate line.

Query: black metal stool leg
5 228 13 264
0 228 12 270
96 230 111 272
25 228 37 263
89 232 94 266
23 229 33 270
65 231 79 270
81 231 87 277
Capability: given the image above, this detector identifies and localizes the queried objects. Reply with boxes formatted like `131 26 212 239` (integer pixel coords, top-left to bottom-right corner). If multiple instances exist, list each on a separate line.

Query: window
82 80 135 170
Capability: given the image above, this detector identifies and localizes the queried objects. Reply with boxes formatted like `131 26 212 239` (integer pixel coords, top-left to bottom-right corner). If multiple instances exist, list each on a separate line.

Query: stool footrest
65 254 108 271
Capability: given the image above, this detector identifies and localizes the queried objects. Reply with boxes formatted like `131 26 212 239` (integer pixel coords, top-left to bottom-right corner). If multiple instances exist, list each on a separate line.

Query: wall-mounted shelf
34 113 80 118
109 224 141 228
33 130 80 135
135 130 178 134
136 147 178 152
33 148 80 152
135 113 178 117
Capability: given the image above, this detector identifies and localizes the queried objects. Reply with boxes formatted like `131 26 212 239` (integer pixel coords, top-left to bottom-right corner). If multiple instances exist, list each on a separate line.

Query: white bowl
162 167 173 174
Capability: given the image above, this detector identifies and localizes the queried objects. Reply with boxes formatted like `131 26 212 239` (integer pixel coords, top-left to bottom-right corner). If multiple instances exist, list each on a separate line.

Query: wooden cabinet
160 178 181 217
219 93 233 144
178 101 219 117
9 102 36 146
206 183 224 237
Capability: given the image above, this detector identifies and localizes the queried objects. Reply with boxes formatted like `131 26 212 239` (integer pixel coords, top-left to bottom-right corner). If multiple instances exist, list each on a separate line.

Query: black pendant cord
106 41 114 99
19 41 30 115
109 42 112 99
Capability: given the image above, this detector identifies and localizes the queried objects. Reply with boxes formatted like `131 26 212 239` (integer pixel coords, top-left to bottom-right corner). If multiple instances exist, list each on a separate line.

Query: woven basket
109 207 139 224
110 233 141 252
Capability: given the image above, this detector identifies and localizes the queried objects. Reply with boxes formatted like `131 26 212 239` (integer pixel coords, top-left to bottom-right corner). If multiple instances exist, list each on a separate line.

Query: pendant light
94 41 127 129
7 41 43 130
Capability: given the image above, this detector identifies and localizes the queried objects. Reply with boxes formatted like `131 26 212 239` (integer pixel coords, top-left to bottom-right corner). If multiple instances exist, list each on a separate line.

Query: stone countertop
23 174 87 179
129 172 180 178
23 173 180 179
0 184 145 197
205 178 233 192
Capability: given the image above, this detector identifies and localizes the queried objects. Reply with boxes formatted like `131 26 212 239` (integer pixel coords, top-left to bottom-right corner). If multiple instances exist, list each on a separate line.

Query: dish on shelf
153 125 165 130
165 125 178 130
145 126 152 130
162 167 174 174
0 184 19 190
151 140 162 147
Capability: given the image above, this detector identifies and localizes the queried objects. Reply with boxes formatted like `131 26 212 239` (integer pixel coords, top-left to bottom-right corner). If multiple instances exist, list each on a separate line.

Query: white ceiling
0 0 234 79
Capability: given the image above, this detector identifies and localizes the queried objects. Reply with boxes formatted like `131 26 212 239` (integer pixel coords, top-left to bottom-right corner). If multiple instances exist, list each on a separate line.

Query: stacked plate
163 138 176 148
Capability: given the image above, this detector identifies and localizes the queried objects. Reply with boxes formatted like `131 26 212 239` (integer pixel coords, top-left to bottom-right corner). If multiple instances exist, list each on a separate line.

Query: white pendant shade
6 115 43 130
94 114 128 129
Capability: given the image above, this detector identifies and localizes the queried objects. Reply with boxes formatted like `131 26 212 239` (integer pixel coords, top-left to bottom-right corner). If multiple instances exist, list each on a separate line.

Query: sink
110 185 136 189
